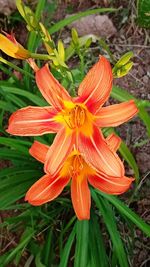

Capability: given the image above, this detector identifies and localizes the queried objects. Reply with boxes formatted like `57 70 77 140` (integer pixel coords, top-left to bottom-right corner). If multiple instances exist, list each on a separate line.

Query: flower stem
30 52 51 60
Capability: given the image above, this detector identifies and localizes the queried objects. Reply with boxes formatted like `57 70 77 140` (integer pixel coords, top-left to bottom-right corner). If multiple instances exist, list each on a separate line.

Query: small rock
136 152 150 174
0 0 16 15
67 14 117 38
138 65 145 77
142 75 149 84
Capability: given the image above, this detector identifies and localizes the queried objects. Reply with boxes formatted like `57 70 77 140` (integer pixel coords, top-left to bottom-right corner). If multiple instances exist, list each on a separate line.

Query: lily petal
78 56 113 113
0 33 30 59
25 174 70 205
88 173 134 195
106 133 121 152
78 126 124 177
45 128 75 175
36 64 71 110
7 106 61 136
95 100 138 127
71 175 91 220
29 141 49 163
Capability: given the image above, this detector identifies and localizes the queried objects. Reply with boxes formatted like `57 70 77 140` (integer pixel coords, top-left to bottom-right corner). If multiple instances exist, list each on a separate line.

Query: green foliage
137 0 150 28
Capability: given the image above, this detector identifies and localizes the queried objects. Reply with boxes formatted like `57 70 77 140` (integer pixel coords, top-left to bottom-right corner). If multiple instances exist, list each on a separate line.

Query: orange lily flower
0 32 30 59
25 133 134 220
7 56 138 177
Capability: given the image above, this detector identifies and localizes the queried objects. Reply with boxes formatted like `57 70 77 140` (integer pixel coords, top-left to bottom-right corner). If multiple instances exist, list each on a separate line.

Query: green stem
0 57 33 78
30 52 51 60
78 51 85 78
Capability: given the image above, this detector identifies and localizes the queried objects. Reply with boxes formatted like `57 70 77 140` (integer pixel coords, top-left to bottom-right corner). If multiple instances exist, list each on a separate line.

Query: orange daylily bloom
0 32 30 59
7 56 138 177
25 133 134 220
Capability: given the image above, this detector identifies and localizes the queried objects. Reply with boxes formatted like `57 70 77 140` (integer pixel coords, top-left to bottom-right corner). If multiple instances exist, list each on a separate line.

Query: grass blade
119 141 140 182
89 211 109 267
95 190 150 237
59 223 76 267
49 8 117 34
74 220 89 267
92 190 129 267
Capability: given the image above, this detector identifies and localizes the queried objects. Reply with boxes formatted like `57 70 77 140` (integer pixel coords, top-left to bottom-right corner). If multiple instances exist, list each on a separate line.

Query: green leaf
119 141 139 181
95 190 150 237
65 34 99 61
138 105 150 137
35 252 46 267
0 148 30 161
49 8 117 34
0 137 31 155
59 224 76 267
92 190 129 267
23 0 46 88
89 211 109 267
137 0 150 28
0 57 33 78
5 93 27 108
0 100 14 112
74 220 90 267
112 85 150 137
42 228 53 266
3 227 34 266
0 82 47 106
103 127 139 181
0 172 40 209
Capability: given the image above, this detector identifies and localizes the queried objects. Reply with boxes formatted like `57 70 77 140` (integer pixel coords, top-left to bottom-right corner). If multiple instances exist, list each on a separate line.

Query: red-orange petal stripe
95 100 138 127
7 106 60 136
106 133 121 152
25 174 70 205
88 174 134 195
78 56 113 113
29 141 49 163
78 126 124 177
71 175 91 220
36 64 71 110
45 128 75 175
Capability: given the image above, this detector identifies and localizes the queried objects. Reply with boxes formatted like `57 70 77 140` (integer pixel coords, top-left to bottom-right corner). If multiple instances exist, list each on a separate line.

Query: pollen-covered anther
64 105 86 129
72 155 84 176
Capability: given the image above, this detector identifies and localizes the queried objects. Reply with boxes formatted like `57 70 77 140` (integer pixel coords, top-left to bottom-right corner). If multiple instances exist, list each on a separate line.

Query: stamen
72 155 84 176
63 105 86 129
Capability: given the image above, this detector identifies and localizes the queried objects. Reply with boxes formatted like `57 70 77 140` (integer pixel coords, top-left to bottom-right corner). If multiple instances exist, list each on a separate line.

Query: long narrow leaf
0 82 47 106
112 85 150 137
92 190 129 267
119 141 139 181
49 8 117 34
3 227 35 266
95 190 150 237
89 211 109 267
74 220 89 267
59 223 76 267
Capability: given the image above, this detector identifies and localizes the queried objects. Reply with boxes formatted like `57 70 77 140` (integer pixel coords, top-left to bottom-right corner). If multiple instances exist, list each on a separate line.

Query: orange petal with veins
45 128 75 175
78 126 124 177
71 175 91 220
89 173 134 195
7 106 60 136
25 173 70 205
36 64 71 110
106 133 121 152
78 56 113 113
95 100 138 127
29 141 49 163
